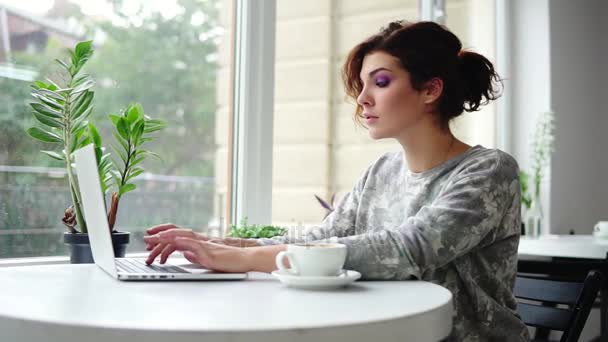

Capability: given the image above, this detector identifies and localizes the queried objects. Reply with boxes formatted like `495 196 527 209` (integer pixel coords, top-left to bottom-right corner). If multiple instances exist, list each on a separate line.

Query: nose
357 87 373 107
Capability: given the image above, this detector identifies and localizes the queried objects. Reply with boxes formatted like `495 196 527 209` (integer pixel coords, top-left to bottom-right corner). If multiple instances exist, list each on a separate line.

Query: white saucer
271 270 361 290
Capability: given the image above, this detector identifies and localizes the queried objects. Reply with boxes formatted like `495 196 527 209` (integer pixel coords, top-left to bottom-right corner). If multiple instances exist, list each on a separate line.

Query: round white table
519 235 608 259
0 264 453 342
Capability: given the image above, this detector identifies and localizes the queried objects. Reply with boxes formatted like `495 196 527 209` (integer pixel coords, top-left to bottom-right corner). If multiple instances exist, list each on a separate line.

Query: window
0 0 232 258
270 1 420 227
443 0 497 148
0 0 501 260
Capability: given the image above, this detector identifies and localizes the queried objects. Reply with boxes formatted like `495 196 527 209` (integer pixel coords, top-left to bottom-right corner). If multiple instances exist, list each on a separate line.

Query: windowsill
0 252 150 268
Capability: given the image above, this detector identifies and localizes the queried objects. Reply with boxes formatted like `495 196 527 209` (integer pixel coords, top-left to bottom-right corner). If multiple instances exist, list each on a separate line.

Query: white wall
510 0 608 235
549 0 608 234
509 0 552 232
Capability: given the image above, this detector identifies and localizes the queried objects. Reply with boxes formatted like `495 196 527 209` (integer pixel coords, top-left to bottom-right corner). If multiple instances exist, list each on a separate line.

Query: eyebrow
360 67 392 80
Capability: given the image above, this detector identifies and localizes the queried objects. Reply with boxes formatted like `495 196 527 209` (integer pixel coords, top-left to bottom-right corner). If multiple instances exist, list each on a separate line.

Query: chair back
514 270 602 342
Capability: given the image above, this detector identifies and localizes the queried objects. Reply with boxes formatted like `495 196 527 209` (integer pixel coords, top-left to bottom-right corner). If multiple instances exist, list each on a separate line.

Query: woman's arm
246 245 289 272
328 154 521 280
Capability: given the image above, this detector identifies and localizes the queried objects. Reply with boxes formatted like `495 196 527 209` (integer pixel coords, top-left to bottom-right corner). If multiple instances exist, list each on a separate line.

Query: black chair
514 270 602 342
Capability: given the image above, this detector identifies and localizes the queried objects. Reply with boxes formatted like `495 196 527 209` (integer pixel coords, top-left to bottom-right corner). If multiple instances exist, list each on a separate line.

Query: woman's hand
144 223 259 265
144 223 207 264
168 238 254 273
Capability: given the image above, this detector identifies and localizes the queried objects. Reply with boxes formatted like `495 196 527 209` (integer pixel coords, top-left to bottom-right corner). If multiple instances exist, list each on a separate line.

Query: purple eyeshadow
375 74 391 87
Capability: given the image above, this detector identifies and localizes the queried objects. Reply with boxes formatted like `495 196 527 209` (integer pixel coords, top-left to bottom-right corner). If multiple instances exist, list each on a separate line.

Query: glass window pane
271 1 419 227
0 0 232 258
445 0 497 147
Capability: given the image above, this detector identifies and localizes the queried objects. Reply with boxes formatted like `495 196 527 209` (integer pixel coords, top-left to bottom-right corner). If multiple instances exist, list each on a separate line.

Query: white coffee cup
275 243 347 277
594 221 608 235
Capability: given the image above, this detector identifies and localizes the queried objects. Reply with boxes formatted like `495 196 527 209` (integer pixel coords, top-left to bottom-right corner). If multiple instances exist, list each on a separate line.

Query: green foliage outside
0 0 222 257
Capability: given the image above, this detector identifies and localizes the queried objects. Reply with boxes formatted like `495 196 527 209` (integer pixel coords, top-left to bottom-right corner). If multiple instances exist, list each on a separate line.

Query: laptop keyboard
115 258 189 274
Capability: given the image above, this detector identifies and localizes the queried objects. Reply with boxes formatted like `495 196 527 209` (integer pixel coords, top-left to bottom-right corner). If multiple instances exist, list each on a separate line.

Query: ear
422 77 443 105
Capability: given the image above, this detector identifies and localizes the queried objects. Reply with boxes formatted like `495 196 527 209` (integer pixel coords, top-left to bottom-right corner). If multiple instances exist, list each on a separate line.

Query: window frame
229 0 276 228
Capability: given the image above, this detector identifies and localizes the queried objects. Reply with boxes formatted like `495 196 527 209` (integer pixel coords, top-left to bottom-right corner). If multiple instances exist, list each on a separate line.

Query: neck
397 120 463 173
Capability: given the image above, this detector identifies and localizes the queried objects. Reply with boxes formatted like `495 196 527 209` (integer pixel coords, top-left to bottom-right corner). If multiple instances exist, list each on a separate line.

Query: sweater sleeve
332 153 520 280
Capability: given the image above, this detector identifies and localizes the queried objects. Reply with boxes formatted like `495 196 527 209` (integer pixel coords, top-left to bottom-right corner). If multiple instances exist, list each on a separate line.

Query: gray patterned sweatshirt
257 145 529 341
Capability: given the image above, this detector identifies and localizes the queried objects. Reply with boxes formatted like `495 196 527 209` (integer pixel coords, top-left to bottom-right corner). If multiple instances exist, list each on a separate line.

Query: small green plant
106 103 165 230
26 40 165 233
520 110 555 209
27 41 96 233
228 217 287 239
519 170 532 210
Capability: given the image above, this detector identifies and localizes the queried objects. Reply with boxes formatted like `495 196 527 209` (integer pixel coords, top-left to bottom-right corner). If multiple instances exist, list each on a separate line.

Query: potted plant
520 110 555 237
228 217 287 239
26 41 165 263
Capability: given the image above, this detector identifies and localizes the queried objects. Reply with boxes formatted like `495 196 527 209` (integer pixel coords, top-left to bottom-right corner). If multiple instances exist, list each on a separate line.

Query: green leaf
32 111 63 128
55 87 75 94
144 151 161 160
55 58 70 71
108 114 121 126
72 74 91 88
73 105 93 121
143 119 167 133
111 144 128 164
45 78 62 90
126 167 144 182
34 81 47 89
127 104 143 124
99 156 112 172
72 79 94 94
30 103 62 118
130 155 145 166
88 123 102 147
26 127 62 143
110 168 122 186
75 41 93 58
70 86 87 103
36 88 64 101
116 117 130 140
70 119 89 135
31 93 63 111
112 132 129 152
119 183 136 195
70 133 90 152
72 91 94 117
131 120 145 146
41 150 64 161
94 146 102 164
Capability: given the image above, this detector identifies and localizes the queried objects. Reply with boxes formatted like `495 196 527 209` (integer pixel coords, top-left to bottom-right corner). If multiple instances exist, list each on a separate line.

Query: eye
375 76 391 88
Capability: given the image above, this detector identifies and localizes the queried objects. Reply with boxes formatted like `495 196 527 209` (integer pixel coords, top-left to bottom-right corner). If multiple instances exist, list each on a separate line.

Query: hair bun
457 50 502 112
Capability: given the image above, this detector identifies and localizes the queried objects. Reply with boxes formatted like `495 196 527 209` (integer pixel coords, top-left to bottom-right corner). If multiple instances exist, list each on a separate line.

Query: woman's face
357 51 435 140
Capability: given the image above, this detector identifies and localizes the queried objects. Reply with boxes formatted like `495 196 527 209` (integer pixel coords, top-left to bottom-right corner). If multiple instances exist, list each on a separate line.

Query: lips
364 113 379 124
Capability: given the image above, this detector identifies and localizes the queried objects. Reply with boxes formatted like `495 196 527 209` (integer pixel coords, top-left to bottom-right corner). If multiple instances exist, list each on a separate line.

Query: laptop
74 144 248 281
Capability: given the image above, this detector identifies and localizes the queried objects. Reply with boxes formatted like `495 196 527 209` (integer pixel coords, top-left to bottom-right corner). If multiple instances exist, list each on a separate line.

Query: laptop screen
74 144 118 278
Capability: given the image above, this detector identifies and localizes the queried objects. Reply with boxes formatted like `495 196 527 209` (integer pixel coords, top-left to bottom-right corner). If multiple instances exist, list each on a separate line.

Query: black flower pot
63 231 130 264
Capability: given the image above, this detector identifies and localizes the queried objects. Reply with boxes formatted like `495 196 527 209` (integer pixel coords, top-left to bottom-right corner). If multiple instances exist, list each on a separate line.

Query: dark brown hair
342 20 502 129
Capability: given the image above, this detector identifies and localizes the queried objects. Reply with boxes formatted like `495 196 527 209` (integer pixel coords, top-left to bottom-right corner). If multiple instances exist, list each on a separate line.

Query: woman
144 21 529 341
